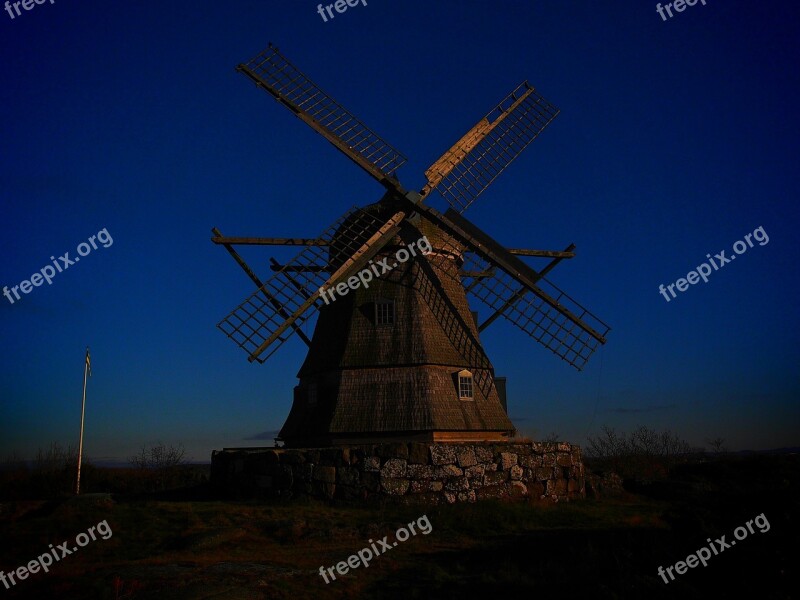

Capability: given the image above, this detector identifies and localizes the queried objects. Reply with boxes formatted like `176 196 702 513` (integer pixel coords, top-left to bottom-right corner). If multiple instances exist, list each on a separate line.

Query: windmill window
375 300 395 326
458 370 474 401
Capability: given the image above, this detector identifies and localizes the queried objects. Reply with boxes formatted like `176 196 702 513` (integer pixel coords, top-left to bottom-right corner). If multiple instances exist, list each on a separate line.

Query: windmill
213 44 610 448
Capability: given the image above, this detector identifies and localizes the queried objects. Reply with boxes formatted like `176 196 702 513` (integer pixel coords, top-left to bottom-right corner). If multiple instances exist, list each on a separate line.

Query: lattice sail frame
420 218 609 371
218 207 394 363
458 252 609 370
238 44 407 185
424 82 560 214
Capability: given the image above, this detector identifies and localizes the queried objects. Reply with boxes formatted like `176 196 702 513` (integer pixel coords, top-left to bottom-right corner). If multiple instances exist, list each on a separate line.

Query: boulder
430 445 457 465
380 458 408 478
381 478 410 495
500 452 518 470
456 447 478 468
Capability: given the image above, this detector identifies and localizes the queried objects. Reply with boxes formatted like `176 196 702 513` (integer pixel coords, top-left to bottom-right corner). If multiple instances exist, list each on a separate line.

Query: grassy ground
0 455 797 599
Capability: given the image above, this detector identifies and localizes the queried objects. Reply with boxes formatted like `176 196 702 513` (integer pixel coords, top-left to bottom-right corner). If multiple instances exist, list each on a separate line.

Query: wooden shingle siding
280 200 515 447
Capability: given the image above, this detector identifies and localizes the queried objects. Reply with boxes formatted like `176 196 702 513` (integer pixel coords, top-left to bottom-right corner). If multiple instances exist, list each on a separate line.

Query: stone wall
211 441 585 504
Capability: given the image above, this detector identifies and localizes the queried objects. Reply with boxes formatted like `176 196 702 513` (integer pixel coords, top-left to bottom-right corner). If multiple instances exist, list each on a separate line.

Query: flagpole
76 347 89 495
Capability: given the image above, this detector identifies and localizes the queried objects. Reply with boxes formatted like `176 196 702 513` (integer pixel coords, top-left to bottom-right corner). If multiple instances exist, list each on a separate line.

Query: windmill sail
408 203 609 370
423 82 559 213
238 44 407 189
218 207 404 363
458 251 609 369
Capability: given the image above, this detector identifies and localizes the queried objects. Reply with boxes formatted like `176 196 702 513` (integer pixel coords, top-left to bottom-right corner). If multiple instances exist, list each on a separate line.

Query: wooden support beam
211 235 573 259
269 263 329 272
459 269 496 278
507 248 574 258
212 236 325 246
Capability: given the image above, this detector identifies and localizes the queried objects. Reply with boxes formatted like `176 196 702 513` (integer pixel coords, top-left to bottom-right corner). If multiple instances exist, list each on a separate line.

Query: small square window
375 300 395 326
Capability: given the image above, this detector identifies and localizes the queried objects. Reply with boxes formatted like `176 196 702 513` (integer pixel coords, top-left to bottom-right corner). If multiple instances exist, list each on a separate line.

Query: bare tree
35 442 78 471
661 429 691 460
129 442 189 493
585 426 626 459
129 442 186 470
585 425 691 481
26 443 85 496
706 437 727 454
629 425 660 456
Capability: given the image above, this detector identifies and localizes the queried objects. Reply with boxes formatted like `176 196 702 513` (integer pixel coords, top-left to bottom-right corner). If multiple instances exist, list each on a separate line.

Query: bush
128 442 191 492
0 443 91 499
584 425 693 482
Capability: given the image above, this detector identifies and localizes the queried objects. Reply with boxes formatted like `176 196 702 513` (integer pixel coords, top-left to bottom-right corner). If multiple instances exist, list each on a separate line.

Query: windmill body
213 44 610 449
282 198 514 447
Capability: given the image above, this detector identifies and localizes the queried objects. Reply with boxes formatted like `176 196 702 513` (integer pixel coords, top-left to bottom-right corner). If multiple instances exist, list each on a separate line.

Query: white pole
76 347 89 495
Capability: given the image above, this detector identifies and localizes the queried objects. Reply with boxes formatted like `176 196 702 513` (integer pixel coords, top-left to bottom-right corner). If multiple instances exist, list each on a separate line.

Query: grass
0 455 797 599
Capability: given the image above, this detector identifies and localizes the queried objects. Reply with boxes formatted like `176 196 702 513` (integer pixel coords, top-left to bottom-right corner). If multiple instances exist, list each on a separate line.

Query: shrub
128 442 190 492
584 425 692 481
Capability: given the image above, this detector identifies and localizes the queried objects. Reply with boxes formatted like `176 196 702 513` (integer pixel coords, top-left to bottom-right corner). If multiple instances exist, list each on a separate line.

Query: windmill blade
212 227 312 348
459 251 609 370
408 202 609 369
422 82 559 213
218 208 406 363
238 44 407 191
478 243 575 332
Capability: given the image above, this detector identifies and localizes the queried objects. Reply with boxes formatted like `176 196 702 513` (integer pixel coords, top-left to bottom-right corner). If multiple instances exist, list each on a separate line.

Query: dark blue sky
2 0 798 463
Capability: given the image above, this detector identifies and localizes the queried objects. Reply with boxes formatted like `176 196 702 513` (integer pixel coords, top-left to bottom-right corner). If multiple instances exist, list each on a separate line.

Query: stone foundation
211 441 585 504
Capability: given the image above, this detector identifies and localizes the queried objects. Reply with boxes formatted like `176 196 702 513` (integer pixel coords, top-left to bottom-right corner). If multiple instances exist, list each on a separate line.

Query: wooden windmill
213 44 610 448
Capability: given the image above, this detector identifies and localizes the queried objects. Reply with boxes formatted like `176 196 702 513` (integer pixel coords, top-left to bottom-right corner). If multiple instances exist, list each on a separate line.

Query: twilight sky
1 0 798 463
